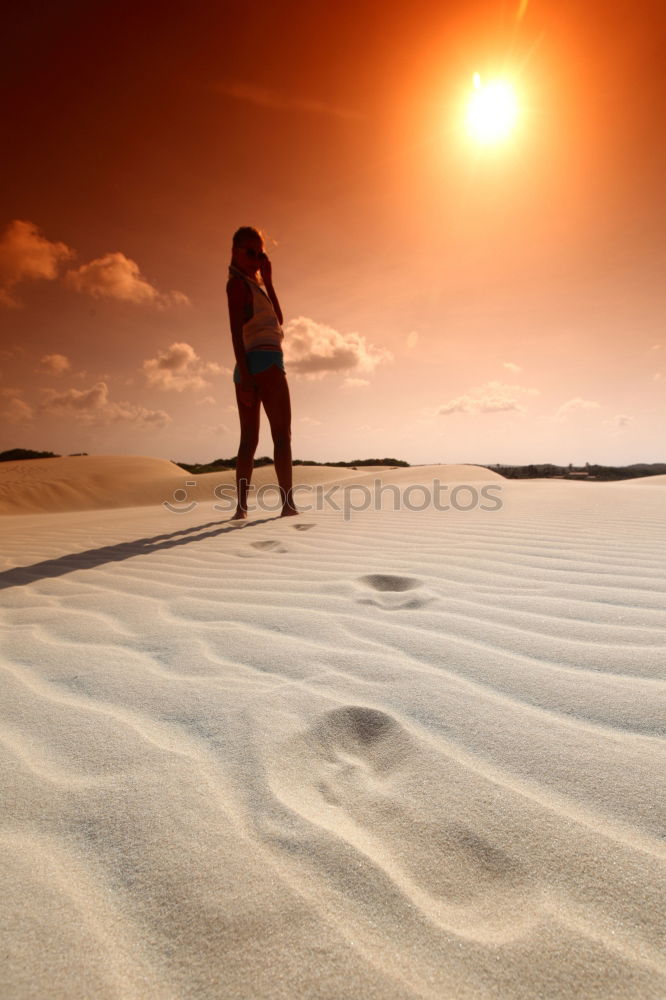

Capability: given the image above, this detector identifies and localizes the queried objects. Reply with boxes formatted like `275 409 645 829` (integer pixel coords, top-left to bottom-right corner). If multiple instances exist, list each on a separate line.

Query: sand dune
618 473 666 485
0 455 190 516
0 459 664 998
0 455 504 516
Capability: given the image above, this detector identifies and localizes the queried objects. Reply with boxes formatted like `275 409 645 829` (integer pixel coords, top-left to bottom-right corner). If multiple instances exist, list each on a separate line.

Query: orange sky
1 0 664 465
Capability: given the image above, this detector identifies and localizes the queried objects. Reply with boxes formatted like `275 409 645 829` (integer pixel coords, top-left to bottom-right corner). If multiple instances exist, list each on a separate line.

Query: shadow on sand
0 516 280 592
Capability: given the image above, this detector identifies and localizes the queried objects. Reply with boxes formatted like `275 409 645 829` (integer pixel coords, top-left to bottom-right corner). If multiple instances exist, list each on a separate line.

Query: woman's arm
259 255 283 325
227 277 252 380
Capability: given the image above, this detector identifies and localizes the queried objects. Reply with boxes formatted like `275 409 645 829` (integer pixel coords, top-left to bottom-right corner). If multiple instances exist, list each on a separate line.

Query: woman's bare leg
233 384 260 518
253 366 298 516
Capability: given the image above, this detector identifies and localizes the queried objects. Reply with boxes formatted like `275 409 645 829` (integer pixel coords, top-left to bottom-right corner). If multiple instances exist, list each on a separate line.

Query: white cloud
38 353 71 375
142 342 223 392
605 414 633 429
344 377 370 388
502 361 522 373
554 397 601 421
216 81 361 120
165 290 190 307
284 315 393 379
0 220 73 307
439 381 539 416
65 252 189 308
0 222 189 311
650 344 662 351
196 395 217 406
3 397 34 423
41 380 171 428
298 416 322 426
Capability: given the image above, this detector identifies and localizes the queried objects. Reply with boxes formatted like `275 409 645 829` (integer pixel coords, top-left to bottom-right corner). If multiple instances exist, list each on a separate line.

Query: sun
465 73 519 144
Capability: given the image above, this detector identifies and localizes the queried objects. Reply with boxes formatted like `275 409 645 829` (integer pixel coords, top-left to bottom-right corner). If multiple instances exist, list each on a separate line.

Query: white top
229 264 284 351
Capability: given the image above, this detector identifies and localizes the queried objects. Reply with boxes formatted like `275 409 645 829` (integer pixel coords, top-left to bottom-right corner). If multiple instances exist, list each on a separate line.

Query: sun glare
465 74 518 144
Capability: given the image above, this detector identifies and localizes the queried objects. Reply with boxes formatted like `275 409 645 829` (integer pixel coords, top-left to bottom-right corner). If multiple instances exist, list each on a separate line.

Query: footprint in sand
235 528 314 557
355 574 434 609
235 539 288 556
251 539 287 552
362 574 420 592
270 705 532 935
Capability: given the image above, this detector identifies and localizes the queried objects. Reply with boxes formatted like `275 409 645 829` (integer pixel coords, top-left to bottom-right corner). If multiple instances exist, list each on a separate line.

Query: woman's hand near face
258 252 273 287
258 252 283 324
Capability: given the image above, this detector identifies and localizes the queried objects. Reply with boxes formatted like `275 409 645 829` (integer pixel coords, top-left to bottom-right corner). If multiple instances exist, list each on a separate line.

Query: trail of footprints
236 526 432 609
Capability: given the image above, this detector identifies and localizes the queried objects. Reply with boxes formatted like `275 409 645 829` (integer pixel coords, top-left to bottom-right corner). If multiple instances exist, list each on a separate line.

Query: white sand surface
0 458 664 999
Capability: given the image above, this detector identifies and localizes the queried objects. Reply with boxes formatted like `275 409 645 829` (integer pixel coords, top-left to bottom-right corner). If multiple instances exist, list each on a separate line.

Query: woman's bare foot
280 502 299 517
231 507 248 520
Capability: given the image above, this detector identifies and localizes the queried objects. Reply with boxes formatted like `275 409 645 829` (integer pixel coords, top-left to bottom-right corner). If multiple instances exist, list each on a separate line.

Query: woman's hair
232 226 263 248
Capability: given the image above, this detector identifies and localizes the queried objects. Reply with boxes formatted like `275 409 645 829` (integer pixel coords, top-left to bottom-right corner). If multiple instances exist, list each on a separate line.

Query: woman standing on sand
227 226 297 519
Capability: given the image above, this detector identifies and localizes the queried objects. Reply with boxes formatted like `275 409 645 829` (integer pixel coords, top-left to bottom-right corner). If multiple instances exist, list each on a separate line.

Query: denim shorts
233 350 285 384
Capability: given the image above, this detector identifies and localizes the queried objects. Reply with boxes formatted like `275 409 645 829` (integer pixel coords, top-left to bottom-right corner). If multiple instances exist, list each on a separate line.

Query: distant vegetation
485 462 666 481
295 457 410 468
1 450 663 481
0 449 90 462
0 448 60 462
174 458 665 480
173 456 268 474
174 457 411 474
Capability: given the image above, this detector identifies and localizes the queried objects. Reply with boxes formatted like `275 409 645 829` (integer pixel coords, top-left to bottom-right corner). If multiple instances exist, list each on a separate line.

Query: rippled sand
1 460 664 999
